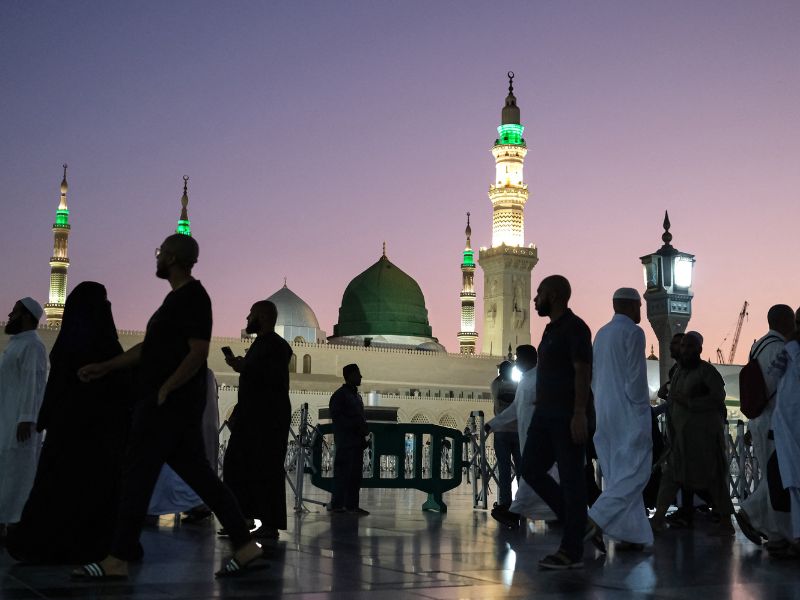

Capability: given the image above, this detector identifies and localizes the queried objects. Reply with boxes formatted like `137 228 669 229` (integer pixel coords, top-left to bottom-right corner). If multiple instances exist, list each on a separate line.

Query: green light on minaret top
176 175 192 236
462 248 474 266
462 212 474 265
495 71 525 146
496 124 525 146
55 209 70 227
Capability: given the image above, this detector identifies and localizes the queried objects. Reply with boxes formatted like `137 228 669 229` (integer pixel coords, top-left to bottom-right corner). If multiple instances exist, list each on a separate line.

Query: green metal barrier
311 422 464 512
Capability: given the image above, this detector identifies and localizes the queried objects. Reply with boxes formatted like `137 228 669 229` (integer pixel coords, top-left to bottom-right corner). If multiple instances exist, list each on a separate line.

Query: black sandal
70 562 128 581
214 550 270 578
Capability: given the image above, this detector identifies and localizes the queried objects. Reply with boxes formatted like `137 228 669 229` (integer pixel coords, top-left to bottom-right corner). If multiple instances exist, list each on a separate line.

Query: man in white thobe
0 298 47 529
486 345 557 526
586 288 653 550
770 324 800 542
736 305 794 553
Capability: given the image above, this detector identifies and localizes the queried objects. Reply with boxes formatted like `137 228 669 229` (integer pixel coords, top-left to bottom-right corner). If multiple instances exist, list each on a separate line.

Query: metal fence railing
218 408 761 513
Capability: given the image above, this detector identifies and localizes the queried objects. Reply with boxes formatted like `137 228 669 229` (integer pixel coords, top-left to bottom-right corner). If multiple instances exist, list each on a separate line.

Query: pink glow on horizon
1 2 799 363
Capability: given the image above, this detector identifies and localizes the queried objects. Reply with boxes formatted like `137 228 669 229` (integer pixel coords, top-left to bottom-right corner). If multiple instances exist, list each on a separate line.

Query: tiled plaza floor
2 480 799 599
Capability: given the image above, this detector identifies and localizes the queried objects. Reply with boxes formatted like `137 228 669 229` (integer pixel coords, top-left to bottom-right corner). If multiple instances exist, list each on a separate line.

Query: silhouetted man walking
521 275 592 570
75 234 262 579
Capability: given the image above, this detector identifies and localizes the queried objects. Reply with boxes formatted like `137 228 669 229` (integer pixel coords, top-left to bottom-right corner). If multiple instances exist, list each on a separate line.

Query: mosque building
3 74 745 433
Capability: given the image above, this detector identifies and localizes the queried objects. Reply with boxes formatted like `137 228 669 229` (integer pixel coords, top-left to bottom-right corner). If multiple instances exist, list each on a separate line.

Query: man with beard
520 275 592 570
651 331 734 535
328 364 369 515
0 298 47 537
223 300 293 539
75 234 263 579
586 288 653 552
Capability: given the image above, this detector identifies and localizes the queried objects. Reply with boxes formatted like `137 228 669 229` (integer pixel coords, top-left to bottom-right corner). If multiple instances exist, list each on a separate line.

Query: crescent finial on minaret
507 71 514 94
60 163 69 195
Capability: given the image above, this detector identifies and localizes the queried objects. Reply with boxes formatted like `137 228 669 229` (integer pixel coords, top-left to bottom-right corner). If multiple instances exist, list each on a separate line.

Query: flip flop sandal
214 550 271 578
584 520 607 553
538 550 584 570
70 562 128 581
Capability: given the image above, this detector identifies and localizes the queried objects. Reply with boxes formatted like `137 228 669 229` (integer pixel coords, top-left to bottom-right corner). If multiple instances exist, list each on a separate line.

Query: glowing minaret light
44 164 71 325
458 213 478 354
478 72 538 356
176 175 191 236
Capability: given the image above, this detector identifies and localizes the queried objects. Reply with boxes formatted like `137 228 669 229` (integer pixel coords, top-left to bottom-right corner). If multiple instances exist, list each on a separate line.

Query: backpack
739 335 782 419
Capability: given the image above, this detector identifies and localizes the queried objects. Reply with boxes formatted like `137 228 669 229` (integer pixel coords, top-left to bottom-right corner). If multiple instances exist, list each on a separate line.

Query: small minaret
478 72 538 355
176 175 191 236
458 213 478 354
44 164 71 325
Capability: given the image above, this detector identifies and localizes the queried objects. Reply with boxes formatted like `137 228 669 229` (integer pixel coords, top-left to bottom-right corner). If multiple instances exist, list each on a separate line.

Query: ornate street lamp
640 211 695 387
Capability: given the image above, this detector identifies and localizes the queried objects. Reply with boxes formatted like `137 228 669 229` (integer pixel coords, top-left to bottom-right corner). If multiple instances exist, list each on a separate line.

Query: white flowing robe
741 331 792 540
588 314 653 545
0 330 47 523
771 340 800 538
486 369 557 521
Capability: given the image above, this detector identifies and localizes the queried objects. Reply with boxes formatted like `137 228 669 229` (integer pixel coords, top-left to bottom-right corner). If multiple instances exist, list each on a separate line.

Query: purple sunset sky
2 1 799 359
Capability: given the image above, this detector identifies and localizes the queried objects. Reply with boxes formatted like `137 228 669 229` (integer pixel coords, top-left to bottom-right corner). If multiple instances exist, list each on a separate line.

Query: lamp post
640 211 695 387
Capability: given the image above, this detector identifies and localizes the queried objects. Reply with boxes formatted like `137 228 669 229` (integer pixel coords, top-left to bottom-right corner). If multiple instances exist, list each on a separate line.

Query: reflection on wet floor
2 480 798 599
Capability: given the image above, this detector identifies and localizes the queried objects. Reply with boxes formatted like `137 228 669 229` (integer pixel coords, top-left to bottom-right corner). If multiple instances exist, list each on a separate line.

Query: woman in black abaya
7 282 134 564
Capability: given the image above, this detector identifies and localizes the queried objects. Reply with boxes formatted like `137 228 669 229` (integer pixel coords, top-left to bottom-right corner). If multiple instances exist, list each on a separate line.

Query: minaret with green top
44 164 71 325
478 72 538 355
176 175 191 236
458 213 478 353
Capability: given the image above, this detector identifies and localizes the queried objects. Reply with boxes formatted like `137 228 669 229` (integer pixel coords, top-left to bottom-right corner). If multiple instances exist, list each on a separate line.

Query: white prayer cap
19 297 43 322
612 287 641 302
685 331 704 345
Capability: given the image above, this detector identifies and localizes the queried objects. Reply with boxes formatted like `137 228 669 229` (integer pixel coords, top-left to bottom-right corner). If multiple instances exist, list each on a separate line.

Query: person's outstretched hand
78 362 110 382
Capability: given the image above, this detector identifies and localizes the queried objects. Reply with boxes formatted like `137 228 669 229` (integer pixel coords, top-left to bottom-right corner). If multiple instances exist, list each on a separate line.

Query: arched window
438 415 458 429
302 354 311 374
410 413 430 424
288 355 297 373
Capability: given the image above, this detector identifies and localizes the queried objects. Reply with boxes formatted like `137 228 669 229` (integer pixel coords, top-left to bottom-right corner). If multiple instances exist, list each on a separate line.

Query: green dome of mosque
333 255 433 338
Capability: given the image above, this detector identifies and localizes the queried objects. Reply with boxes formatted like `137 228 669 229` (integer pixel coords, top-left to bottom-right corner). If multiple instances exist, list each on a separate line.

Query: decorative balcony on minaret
478 73 538 356
44 164 71 325
457 213 478 354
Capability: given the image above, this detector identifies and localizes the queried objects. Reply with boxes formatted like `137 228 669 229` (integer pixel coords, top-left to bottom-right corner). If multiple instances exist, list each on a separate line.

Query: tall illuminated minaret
457 212 478 354
176 175 191 236
478 72 538 356
44 164 71 325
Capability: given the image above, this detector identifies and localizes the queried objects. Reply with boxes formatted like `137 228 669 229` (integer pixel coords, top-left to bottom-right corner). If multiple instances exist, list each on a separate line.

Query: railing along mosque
218 407 761 513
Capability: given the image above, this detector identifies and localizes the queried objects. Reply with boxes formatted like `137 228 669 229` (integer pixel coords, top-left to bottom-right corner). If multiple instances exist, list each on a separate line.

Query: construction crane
715 301 749 364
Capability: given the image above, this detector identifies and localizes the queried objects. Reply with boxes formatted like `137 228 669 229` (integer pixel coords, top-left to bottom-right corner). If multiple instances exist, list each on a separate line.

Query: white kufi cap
612 287 641 301
19 297 44 322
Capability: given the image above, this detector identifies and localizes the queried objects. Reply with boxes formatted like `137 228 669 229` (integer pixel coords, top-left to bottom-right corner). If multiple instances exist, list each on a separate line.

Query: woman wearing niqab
7 282 134 563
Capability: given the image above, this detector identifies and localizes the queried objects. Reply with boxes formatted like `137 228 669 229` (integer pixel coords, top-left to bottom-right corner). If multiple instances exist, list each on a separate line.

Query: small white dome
266 285 320 330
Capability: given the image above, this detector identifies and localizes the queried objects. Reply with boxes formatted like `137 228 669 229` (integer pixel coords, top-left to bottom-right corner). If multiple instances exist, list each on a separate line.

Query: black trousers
331 445 364 510
520 408 587 561
110 392 250 560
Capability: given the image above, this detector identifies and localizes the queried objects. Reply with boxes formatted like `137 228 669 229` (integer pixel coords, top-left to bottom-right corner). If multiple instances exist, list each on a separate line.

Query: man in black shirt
520 275 592 570
223 300 293 539
74 234 262 579
329 364 369 515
